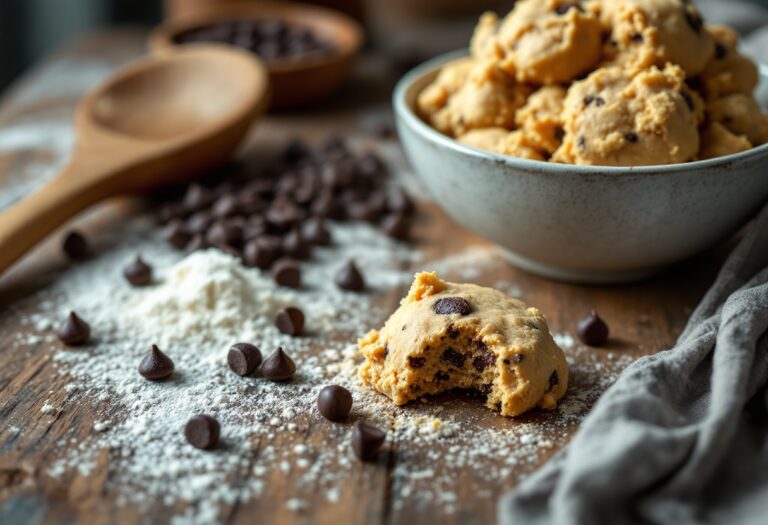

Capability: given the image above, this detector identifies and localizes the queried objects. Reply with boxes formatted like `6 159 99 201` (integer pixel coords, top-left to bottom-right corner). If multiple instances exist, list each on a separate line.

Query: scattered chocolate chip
227 343 262 376
274 306 305 336
184 415 220 450
123 256 152 286
282 139 309 163
211 195 241 218
625 132 638 143
514 353 525 363
243 237 280 269
715 43 727 60
282 229 311 260
186 211 214 235
549 370 560 388
265 198 304 232
182 184 214 212
441 348 465 368
577 310 610 346
380 213 410 240
56 311 91 346
335 260 365 292
317 385 353 421
311 190 342 219
164 220 191 250
62 230 88 260
351 421 385 461
138 344 175 380
184 235 208 254
408 356 426 369
205 221 243 249
301 218 331 246
272 257 301 288
433 297 471 316
261 347 296 381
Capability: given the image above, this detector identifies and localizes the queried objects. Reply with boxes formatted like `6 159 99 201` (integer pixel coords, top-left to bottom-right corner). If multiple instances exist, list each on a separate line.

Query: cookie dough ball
358 272 568 417
417 58 474 121
515 86 567 154
707 94 768 146
556 65 703 166
697 25 759 100
601 0 715 77
425 61 530 137
698 122 752 160
470 12 504 62
458 128 546 160
495 0 603 85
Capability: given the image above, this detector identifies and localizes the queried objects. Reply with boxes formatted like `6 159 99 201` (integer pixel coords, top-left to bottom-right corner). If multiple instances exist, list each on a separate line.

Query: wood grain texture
0 31 728 525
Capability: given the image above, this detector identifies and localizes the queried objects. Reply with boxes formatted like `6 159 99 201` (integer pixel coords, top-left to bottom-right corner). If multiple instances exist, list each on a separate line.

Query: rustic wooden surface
0 31 730 525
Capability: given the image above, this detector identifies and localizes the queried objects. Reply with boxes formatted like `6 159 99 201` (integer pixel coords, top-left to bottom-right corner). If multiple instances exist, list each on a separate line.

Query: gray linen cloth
499 204 768 525
499 3 768 523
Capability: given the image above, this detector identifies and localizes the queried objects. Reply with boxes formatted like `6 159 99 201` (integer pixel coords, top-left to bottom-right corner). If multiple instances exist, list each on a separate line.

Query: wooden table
0 31 728 525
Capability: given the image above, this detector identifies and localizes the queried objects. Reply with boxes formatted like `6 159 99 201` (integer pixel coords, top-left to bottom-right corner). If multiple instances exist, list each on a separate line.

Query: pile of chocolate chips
158 137 415 289
174 19 334 61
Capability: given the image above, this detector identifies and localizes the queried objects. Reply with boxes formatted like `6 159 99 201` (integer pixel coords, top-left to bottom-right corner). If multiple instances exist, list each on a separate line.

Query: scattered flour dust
11 220 632 524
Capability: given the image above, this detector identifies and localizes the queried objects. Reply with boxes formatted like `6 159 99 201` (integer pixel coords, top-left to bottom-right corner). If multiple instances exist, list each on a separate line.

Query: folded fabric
499 202 768 525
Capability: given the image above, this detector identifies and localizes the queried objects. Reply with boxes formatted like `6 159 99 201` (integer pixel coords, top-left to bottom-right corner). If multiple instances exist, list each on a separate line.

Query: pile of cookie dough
417 0 768 166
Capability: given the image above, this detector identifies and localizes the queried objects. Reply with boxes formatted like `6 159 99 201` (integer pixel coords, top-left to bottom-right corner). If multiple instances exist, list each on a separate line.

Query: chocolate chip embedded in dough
408 356 426 369
433 297 471 316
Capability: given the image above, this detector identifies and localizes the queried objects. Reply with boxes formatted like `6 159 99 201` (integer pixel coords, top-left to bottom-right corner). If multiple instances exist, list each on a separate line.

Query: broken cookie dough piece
358 272 568 417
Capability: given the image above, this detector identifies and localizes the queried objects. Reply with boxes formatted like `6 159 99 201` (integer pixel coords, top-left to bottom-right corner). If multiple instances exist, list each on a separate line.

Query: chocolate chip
56 311 91 346
715 43 727 60
184 235 208 254
577 310 610 346
265 198 304 232
311 190 342 219
386 187 415 216
434 371 450 382
351 421 385 461
549 370 560 388
584 95 604 107
62 230 89 260
594 97 605 107
554 127 565 140
554 3 575 15
138 344 175 380
261 347 296 381
184 415 220 450
272 257 301 288
282 229 311 260
408 356 426 369
335 260 365 292
514 353 525 363
227 343 262 376
433 297 471 315
630 33 643 43
186 211 214 235
440 348 465 368
164 220 191 250
243 237 280 269
282 139 309 163
123 256 152 286
206 221 243 249
625 132 638 143
274 306 305 336
380 213 410 240
182 184 214 212
317 385 353 421
577 136 586 149
472 341 495 372
301 218 331 246
346 200 383 223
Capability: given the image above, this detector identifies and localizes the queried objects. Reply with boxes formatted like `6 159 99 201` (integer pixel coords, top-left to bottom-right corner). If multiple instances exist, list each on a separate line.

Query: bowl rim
393 49 768 175
149 0 364 74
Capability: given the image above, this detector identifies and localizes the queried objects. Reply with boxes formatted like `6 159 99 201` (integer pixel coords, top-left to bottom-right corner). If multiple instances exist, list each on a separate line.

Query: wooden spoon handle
0 159 113 275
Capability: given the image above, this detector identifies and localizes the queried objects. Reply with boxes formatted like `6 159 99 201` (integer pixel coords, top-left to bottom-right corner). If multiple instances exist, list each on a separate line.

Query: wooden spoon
0 45 269 275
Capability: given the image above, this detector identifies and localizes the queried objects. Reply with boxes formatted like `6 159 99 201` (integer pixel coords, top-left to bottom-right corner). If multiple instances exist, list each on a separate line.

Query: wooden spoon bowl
150 0 363 110
0 45 269 275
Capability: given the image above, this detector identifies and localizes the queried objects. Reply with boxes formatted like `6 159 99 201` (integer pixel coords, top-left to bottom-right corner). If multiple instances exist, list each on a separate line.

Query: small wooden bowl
150 1 363 110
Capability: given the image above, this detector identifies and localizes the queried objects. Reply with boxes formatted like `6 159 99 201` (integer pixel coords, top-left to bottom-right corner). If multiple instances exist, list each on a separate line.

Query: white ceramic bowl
394 51 768 284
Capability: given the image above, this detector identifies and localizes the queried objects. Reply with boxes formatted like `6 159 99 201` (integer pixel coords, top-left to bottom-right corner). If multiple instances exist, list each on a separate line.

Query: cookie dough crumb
358 272 568 417
698 24 759 100
707 94 768 146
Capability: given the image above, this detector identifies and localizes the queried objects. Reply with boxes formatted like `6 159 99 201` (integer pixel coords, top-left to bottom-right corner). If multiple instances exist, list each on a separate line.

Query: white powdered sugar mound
11 215 633 524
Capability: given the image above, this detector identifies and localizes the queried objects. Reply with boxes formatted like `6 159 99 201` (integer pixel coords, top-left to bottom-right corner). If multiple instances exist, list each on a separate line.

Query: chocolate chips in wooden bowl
156 137 416 289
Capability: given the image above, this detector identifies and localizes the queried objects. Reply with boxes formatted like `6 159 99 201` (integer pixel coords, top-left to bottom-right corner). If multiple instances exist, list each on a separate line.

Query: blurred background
1 0 768 93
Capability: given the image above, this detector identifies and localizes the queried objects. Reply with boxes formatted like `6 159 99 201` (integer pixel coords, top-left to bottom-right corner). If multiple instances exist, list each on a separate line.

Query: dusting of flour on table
11 215 632 524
